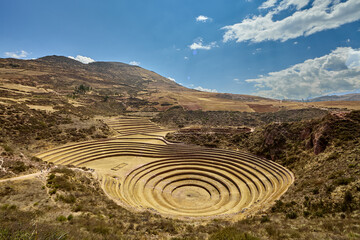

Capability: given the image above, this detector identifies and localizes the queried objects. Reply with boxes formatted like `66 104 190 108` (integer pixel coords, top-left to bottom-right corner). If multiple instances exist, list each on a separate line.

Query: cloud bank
223 0 360 43
246 47 360 99
68 55 95 64
4 50 29 59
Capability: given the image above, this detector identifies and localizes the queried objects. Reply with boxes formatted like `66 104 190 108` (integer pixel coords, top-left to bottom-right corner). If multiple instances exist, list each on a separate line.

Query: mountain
307 93 360 102
1 55 185 94
0 55 290 113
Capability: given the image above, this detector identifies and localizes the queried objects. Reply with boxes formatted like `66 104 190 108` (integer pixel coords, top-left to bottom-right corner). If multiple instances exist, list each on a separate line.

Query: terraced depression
36 116 294 220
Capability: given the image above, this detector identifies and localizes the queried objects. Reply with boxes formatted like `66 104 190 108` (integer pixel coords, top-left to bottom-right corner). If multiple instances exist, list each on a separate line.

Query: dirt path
0 171 44 183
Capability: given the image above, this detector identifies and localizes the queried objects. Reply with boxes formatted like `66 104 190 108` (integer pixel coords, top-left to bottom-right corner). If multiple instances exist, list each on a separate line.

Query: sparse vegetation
153 106 328 128
0 56 359 239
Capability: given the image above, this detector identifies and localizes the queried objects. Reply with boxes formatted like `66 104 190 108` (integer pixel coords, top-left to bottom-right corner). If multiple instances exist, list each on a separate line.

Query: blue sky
1 0 360 99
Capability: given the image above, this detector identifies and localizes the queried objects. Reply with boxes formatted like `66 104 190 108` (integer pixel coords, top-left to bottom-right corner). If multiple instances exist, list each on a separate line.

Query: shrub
334 177 354 186
49 189 57 195
58 194 76 204
303 211 310 218
48 173 55 181
344 191 353 204
314 210 324 217
158 220 177 234
271 200 284 212
10 161 28 173
93 225 110 235
47 175 75 192
260 215 270 223
210 227 259 240
56 215 67 222
72 205 83 212
31 156 42 162
2 144 14 154
286 212 298 219
312 188 319 194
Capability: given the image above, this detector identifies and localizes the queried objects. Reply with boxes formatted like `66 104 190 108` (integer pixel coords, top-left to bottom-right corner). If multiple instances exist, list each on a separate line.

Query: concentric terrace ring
36 137 294 219
35 117 294 219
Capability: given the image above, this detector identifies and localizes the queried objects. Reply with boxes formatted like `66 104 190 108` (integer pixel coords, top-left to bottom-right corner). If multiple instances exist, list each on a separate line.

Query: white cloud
223 0 360 43
259 0 278 10
129 61 140 66
194 86 218 93
294 41 298 45
167 77 176 82
4 50 29 59
68 55 95 64
196 15 212 22
189 38 217 50
234 78 240 82
346 48 360 68
184 56 189 60
246 47 360 99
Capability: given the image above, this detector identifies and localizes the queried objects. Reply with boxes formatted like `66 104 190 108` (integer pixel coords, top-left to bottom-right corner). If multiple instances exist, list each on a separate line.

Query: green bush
49 189 57 195
56 215 67 222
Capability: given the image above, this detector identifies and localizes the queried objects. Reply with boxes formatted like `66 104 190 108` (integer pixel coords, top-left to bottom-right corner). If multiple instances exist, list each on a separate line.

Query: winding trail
35 116 294 220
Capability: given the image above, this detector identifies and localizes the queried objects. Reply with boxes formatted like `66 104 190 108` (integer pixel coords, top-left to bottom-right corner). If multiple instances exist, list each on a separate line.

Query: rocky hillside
153 106 328 128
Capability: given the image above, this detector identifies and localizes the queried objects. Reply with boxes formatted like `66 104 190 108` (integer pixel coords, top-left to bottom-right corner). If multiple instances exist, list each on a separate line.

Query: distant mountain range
307 93 360 102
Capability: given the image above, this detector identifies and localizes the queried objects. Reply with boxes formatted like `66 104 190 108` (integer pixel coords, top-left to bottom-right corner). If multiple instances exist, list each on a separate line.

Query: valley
0 56 359 240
